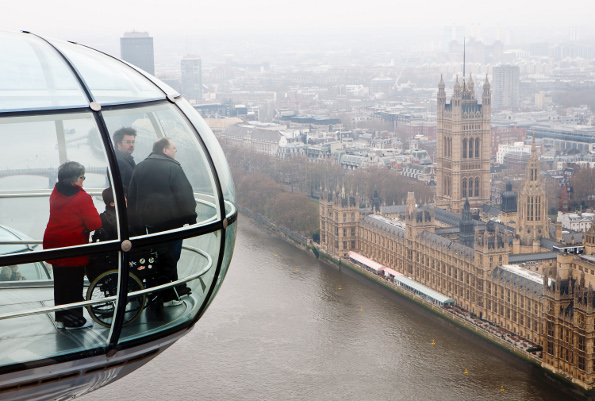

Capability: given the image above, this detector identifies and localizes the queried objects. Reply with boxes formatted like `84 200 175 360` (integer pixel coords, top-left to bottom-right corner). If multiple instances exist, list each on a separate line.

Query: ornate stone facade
542 226 595 386
436 74 491 213
319 186 359 258
320 190 544 345
515 137 550 251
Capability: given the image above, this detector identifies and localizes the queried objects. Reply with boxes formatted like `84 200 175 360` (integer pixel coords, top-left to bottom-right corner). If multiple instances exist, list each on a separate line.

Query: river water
82 217 574 401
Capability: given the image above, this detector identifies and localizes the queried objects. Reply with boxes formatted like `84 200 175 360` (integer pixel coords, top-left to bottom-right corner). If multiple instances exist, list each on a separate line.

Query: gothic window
475 138 480 158
579 335 586 351
474 177 479 197
468 138 473 158
536 198 541 221
462 139 467 159
468 178 473 198
462 179 467 197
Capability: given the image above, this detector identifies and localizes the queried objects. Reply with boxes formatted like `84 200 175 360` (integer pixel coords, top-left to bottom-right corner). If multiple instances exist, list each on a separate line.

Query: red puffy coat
43 184 102 266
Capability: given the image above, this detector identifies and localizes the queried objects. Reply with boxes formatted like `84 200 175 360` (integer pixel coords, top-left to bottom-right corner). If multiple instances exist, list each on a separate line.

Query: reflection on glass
0 112 112 243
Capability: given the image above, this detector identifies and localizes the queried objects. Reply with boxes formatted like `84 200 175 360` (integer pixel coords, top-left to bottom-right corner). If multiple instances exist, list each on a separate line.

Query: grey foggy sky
2 0 592 41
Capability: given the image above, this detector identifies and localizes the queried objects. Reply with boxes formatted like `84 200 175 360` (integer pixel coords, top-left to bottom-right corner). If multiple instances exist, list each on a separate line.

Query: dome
0 31 237 399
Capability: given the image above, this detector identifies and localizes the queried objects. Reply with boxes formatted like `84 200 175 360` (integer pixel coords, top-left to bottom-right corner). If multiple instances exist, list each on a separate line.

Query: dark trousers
53 265 85 324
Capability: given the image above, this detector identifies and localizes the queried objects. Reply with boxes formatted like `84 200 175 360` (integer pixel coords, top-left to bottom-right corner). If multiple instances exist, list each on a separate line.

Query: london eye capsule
0 31 236 400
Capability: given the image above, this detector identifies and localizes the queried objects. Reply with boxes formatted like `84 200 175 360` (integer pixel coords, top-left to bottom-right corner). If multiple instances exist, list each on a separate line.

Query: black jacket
92 207 118 242
128 152 197 233
115 150 136 188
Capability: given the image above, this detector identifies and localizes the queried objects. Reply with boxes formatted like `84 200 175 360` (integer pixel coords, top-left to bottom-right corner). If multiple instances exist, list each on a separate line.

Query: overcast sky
2 0 592 41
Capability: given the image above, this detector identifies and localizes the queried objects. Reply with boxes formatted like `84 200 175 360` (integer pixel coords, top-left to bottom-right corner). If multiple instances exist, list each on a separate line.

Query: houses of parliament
320 75 595 389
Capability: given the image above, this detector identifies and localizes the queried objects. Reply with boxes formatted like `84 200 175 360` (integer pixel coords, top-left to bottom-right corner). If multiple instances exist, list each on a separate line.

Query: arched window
468 178 473 197
462 179 467 197
468 138 474 158
475 177 479 197
462 139 467 159
475 138 480 158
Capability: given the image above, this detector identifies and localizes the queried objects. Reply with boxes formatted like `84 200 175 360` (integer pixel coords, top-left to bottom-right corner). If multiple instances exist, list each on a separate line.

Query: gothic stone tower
319 186 359 257
515 137 549 249
437 74 491 214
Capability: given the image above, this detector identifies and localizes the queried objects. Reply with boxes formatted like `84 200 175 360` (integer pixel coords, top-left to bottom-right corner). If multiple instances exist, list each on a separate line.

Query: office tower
120 31 155 75
181 55 202 101
436 74 491 213
492 65 520 109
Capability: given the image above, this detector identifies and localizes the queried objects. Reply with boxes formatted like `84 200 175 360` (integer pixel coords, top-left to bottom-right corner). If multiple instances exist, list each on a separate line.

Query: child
86 188 119 283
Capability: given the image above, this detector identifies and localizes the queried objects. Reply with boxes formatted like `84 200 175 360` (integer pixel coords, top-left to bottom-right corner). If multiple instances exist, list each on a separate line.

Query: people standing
112 127 137 189
128 137 196 302
43 161 102 330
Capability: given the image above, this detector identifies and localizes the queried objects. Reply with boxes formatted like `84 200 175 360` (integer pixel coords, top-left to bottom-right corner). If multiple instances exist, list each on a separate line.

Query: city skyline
2 0 594 52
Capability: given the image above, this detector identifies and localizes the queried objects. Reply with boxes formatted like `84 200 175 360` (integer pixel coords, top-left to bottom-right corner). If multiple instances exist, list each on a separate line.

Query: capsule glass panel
0 31 88 112
0 112 120 366
50 40 165 105
177 101 236 211
117 231 221 344
102 103 219 231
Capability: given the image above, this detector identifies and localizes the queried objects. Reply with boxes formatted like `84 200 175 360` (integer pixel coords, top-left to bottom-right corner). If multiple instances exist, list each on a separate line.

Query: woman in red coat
43 161 102 330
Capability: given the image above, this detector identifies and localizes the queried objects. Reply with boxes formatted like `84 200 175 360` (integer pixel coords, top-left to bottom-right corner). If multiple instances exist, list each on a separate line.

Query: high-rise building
181 55 202 101
436 74 491 213
492 65 520 109
120 31 155 75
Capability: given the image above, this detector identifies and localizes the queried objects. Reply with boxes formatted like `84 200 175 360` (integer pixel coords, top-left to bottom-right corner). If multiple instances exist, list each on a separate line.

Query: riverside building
319 74 595 391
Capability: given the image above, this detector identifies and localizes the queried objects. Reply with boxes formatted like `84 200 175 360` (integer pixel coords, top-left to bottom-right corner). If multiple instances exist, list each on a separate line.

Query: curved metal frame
0 31 237 367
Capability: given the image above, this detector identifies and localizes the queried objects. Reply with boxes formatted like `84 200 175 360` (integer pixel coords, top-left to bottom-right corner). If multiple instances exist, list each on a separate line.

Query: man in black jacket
128 137 197 302
113 127 137 188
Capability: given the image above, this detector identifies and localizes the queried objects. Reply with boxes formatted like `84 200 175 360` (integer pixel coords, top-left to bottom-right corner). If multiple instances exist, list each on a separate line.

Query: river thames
83 217 574 400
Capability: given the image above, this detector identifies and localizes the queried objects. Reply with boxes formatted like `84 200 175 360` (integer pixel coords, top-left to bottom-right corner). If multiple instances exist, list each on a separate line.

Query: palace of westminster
320 74 595 389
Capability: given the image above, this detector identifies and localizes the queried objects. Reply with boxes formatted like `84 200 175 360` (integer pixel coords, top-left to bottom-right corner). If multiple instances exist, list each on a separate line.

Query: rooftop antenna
463 37 466 79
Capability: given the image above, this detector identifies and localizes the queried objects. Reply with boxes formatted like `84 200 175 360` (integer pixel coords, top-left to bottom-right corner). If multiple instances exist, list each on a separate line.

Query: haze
2 0 594 59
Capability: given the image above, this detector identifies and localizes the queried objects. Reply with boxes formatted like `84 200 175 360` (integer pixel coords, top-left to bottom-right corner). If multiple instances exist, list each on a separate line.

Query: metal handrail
0 245 212 321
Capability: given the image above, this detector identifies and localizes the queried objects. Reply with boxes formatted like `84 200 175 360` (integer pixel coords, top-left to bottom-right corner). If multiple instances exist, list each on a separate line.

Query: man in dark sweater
112 127 137 189
128 137 197 302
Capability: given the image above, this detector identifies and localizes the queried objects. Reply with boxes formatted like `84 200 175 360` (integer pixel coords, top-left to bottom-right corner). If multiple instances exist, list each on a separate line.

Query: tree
570 165 595 209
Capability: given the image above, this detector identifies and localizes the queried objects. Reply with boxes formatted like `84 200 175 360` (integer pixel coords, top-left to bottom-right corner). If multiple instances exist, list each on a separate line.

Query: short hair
113 127 137 145
153 137 172 153
102 187 115 205
58 161 85 186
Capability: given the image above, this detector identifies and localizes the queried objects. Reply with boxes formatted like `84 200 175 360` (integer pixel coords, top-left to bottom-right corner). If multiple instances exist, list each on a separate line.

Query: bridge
0 167 111 189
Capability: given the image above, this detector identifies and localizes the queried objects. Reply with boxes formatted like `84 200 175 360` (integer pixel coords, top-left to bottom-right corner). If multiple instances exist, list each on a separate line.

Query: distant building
531 124 595 152
120 31 154 75
490 126 526 158
370 77 394 95
557 211 594 232
492 65 520 110
181 55 203 101
496 141 532 164
400 121 437 141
